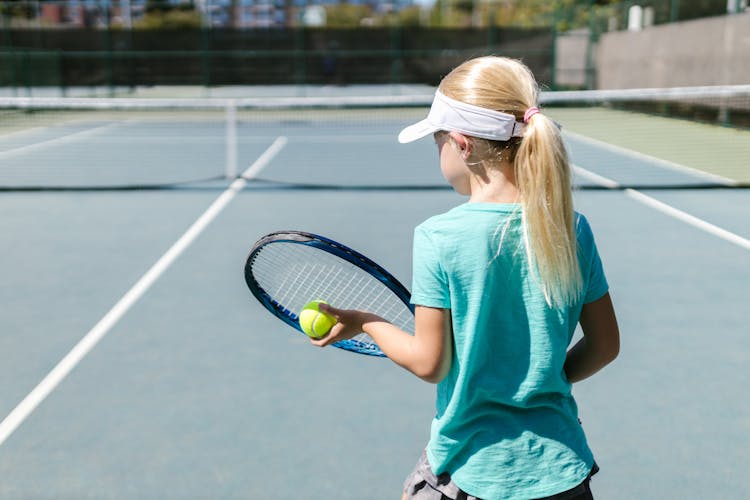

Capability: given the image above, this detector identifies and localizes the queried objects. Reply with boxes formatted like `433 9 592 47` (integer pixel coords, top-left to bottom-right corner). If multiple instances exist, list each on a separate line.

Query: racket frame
244 230 414 356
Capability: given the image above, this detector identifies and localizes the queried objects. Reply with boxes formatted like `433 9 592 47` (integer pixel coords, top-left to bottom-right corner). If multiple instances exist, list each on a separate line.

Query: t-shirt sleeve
411 224 451 309
577 215 609 304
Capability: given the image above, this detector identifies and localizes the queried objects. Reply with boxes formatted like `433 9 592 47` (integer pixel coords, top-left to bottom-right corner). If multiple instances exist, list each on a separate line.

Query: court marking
564 130 738 186
0 136 288 448
0 125 59 142
0 122 123 159
624 189 750 250
573 165 750 251
243 137 287 178
572 164 620 189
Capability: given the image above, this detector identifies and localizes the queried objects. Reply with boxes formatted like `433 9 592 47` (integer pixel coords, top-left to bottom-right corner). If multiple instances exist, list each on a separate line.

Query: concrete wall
554 29 591 89
596 12 750 88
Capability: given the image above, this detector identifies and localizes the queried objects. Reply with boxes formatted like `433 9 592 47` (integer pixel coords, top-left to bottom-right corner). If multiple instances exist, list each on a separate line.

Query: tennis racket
244 231 415 357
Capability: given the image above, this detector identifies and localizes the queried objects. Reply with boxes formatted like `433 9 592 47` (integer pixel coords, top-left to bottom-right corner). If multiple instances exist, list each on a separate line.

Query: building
32 0 416 28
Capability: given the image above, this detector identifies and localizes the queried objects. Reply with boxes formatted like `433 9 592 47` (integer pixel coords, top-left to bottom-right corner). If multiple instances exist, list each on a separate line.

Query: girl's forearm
564 338 611 383
360 310 451 383
362 315 447 383
565 293 620 383
312 305 452 383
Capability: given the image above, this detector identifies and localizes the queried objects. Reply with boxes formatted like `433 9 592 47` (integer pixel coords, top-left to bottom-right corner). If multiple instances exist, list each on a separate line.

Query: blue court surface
0 101 749 499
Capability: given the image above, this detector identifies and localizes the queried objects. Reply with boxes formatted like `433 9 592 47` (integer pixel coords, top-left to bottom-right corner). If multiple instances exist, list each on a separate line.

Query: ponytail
515 111 581 307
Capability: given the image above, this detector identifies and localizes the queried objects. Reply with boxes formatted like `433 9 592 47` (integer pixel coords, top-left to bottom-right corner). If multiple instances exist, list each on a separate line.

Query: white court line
243 136 287 178
0 122 123 160
572 164 621 189
0 136 288 447
573 164 750 251
0 125 57 142
563 129 738 186
624 189 750 251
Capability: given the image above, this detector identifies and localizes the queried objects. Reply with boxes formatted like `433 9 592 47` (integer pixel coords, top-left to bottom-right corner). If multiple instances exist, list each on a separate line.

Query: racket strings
250 243 415 350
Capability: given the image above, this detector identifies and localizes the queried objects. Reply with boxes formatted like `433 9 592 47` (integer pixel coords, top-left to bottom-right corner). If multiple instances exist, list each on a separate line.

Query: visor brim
397 119 439 144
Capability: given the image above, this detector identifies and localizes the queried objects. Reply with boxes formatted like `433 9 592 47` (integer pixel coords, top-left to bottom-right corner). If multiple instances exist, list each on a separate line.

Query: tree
135 0 202 29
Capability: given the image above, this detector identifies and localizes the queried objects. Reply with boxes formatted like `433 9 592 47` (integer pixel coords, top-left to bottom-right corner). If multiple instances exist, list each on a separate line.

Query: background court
0 90 748 498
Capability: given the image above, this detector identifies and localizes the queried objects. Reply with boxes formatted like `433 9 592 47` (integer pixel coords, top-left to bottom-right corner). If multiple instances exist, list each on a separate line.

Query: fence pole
57 49 66 97
202 20 212 88
670 0 680 22
23 50 32 96
584 0 597 90
294 27 306 89
550 7 558 90
390 26 403 87
487 12 497 47
105 5 114 97
1 5 19 95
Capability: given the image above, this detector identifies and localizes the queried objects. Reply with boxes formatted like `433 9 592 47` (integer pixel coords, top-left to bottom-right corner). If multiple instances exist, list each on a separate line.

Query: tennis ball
299 300 337 339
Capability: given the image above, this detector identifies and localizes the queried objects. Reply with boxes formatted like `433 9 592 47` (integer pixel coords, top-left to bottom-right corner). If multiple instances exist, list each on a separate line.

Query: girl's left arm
311 304 453 384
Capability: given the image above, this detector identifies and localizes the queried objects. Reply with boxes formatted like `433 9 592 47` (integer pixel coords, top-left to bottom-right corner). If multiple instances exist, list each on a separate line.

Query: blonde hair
439 56 582 308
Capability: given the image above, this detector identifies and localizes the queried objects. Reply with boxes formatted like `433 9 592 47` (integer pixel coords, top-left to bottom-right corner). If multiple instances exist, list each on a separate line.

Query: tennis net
1 85 748 191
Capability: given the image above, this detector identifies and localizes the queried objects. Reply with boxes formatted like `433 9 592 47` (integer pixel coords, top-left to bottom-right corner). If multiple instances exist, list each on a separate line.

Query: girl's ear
448 131 471 160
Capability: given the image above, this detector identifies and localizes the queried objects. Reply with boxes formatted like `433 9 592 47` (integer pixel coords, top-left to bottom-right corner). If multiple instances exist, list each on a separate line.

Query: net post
225 100 238 180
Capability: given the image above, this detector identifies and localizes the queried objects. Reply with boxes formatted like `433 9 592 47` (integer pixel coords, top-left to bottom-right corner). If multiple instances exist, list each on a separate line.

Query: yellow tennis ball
299 300 337 339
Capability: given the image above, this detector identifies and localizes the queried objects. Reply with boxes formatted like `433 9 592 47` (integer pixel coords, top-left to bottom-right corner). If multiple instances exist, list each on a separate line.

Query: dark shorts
402 450 598 500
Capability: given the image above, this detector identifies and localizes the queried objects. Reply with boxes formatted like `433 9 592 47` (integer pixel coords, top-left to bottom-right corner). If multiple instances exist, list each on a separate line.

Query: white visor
398 90 525 144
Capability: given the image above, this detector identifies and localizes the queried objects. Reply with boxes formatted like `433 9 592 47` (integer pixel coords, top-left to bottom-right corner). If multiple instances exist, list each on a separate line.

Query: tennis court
0 86 748 499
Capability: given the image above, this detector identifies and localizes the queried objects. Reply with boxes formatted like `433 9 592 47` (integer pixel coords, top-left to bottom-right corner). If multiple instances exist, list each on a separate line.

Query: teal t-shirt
411 202 609 500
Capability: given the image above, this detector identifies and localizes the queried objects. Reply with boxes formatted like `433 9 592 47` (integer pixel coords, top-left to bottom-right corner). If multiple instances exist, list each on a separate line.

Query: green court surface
549 107 750 183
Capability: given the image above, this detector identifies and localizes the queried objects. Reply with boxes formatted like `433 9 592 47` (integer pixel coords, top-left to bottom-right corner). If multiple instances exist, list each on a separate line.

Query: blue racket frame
244 230 414 356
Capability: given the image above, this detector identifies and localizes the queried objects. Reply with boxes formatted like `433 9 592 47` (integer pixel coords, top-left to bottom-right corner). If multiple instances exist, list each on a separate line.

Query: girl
312 56 620 500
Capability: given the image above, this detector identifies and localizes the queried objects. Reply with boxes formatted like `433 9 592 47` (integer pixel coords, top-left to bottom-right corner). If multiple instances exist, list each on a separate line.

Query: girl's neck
468 162 520 204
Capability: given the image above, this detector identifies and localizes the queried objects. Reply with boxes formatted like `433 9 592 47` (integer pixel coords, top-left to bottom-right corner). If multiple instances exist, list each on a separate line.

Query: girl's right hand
309 303 378 348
